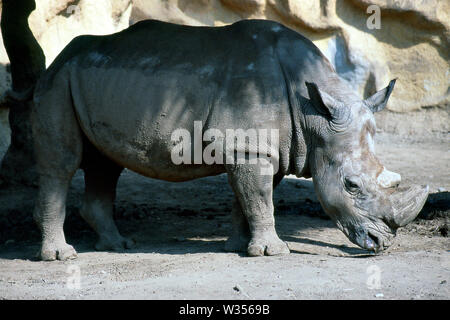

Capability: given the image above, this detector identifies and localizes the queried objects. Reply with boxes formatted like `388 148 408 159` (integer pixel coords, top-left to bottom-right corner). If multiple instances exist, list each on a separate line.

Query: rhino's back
68 19 296 124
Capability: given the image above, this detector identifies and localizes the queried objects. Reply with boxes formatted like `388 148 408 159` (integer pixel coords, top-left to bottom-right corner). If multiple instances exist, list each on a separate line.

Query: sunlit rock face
0 0 448 156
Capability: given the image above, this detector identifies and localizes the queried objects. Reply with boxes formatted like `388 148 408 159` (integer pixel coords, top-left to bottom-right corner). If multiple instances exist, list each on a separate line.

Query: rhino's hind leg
80 147 135 252
226 164 289 256
34 177 78 261
32 75 82 261
224 200 251 252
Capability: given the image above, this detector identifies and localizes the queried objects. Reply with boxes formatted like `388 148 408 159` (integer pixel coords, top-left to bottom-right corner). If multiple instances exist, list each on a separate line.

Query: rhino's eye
344 177 361 194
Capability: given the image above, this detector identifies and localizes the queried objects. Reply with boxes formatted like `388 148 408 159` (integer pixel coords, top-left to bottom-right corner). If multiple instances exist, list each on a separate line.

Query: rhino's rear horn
377 167 401 188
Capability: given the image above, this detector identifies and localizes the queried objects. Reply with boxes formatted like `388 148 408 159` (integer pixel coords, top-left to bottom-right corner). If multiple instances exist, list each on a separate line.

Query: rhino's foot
95 235 135 252
224 234 250 252
38 243 78 261
247 235 290 257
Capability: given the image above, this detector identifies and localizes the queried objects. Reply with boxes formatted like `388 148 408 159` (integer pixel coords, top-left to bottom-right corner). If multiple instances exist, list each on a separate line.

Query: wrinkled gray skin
31 19 428 260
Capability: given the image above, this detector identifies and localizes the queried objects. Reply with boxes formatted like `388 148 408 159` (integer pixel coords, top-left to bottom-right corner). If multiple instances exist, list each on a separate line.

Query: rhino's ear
305 81 344 119
364 79 396 113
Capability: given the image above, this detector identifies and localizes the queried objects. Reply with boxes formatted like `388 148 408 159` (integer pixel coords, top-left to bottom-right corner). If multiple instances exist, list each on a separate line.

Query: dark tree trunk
0 0 45 187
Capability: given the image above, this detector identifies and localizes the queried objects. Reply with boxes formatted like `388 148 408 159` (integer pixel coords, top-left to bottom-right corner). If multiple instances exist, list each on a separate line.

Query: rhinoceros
31 19 428 261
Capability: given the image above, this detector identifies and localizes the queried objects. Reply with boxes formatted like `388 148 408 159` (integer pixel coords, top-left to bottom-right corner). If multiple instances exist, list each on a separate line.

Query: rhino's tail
0 86 35 107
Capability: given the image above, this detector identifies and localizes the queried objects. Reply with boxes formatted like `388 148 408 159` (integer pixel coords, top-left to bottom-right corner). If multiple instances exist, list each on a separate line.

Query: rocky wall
0 0 448 157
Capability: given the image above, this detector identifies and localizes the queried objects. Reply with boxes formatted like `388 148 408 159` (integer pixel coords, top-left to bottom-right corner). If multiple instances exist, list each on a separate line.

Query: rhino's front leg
226 164 289 256
34 176 77 261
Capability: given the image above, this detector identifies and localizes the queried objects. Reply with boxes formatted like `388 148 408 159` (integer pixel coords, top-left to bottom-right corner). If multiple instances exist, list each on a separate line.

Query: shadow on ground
0 172 448 260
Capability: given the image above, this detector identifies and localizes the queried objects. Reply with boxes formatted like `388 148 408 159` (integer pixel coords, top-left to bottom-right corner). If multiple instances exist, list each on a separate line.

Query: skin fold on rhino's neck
288 97 314 179
292 97 340 180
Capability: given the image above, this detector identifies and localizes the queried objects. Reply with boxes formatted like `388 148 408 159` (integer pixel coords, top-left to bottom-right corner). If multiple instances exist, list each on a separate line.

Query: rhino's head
305 79 428 252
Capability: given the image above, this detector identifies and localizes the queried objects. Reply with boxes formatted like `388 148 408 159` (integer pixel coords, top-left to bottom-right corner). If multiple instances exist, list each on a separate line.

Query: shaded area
336 0 449 55
418 191 450 220
0 171 447 259
0 173 322 245
285 236 369 256
406 191 449 238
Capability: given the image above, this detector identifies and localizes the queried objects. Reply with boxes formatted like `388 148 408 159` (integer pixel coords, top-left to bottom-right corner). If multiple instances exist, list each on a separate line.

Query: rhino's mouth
341 223 394 253
361 226 397 252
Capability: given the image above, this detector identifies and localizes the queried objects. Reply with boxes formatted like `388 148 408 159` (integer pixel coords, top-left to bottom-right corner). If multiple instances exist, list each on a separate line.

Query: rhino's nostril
367 232 381 250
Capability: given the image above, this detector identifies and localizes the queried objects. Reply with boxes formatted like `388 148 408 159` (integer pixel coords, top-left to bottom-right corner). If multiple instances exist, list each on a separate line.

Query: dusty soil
0 132 448 300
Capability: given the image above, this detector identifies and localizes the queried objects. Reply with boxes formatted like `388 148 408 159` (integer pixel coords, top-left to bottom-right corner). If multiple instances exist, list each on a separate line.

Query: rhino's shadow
0 171 447 260
66 233 372 258
284 236 372 257
62 236 370 259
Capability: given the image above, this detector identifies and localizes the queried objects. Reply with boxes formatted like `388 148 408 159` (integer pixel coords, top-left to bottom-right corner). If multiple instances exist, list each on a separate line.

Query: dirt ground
0 132 448 300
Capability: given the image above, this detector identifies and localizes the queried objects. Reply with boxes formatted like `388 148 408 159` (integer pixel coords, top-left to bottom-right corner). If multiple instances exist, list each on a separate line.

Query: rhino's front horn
388 184 429 228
